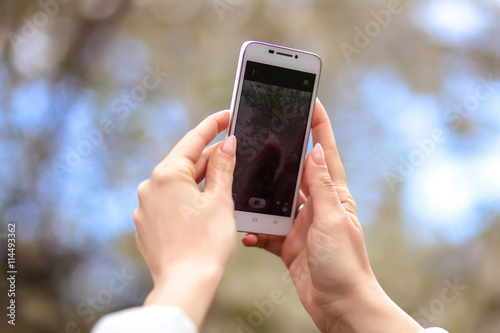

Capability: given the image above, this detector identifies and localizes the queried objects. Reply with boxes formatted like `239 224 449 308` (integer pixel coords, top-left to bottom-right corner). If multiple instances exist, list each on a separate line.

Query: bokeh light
1 1 499 332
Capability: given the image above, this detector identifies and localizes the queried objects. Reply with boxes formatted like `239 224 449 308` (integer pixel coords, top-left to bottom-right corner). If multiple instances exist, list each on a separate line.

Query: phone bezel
228 41 321 236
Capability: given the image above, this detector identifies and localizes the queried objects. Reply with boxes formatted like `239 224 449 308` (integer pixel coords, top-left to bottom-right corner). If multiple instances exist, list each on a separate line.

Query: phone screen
232 61 316 217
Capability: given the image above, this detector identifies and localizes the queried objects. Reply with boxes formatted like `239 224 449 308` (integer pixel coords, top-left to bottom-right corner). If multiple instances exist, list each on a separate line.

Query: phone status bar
244 61 315 93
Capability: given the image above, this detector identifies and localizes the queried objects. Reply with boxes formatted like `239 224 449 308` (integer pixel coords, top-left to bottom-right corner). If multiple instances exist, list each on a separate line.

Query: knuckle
345 196 358 215
132 208 141 226
182 129 195 141
211 159 232 175
150 164 177 185
137 180 149 200
186 129 206 147
344 198 358 216
338 187 358 215
316 174 336 192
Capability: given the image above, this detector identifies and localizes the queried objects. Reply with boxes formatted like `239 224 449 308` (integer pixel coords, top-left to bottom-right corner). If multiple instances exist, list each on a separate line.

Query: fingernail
311 143 326 166
221 135 236 157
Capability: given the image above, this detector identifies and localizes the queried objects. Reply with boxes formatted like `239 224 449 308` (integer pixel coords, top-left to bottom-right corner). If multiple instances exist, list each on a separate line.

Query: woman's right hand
243 100 423 333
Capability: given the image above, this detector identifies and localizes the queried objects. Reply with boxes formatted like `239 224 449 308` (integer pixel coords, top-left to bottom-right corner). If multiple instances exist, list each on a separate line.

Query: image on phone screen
232 61 316 217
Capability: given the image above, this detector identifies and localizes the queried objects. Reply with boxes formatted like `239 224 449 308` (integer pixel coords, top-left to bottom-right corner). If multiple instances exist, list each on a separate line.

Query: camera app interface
232 61 315 217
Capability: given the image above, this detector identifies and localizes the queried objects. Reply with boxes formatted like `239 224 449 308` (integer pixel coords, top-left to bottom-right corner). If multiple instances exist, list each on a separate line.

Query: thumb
304 143 345 227
204 135 237 197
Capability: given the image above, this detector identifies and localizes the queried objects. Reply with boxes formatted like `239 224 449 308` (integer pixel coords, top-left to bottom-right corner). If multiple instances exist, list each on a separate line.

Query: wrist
144 260 225 328
323 278 423 333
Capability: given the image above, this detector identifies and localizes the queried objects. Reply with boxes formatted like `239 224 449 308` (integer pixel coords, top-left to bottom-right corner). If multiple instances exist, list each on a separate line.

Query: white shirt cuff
419 328 449 333
91 306 197 333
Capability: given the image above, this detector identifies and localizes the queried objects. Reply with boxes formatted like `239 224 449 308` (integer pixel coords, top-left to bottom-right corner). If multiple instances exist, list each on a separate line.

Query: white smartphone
227 41 321 236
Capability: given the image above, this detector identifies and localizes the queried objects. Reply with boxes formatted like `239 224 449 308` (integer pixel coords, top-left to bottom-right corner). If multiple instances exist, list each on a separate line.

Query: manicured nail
311 143 326 166
221 135 236 157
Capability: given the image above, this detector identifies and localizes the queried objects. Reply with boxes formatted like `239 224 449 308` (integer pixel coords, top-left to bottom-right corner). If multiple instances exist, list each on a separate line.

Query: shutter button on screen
249 197 266 208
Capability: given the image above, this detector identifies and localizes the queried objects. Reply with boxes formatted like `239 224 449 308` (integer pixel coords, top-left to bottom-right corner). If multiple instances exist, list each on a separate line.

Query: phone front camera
295 55 298 59
269 50 275 54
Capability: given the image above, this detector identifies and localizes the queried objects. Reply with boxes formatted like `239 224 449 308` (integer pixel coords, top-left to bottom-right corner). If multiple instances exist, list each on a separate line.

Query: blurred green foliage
0 1 499 332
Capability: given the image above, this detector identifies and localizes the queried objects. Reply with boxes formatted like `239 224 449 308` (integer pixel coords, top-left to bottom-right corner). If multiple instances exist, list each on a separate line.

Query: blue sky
2 0 500 250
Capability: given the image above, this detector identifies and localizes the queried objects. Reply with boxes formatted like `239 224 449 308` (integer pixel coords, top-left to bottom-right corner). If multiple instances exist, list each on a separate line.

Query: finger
194 143 220 183
242 233 285 257
136 179 149 203
300 151 315 201
204 135 236 197
280 199 314 267
310 99 356 215
296 190 307 209
299 155 311 198
168 110 230 164
241 233 259 247
243 191 308 258
304 143 349 231
310 100 347 187
133 208 141 227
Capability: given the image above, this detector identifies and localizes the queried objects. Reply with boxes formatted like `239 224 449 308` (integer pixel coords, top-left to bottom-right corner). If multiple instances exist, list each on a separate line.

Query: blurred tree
0 1 499 333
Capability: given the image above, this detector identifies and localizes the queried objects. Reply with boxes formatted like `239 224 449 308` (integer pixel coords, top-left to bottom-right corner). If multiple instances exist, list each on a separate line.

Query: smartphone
227 41 321 236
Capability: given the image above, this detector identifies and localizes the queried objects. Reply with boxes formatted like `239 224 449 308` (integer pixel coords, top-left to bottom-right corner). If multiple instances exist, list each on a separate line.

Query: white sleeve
419 328 449 333
91 306 197 333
